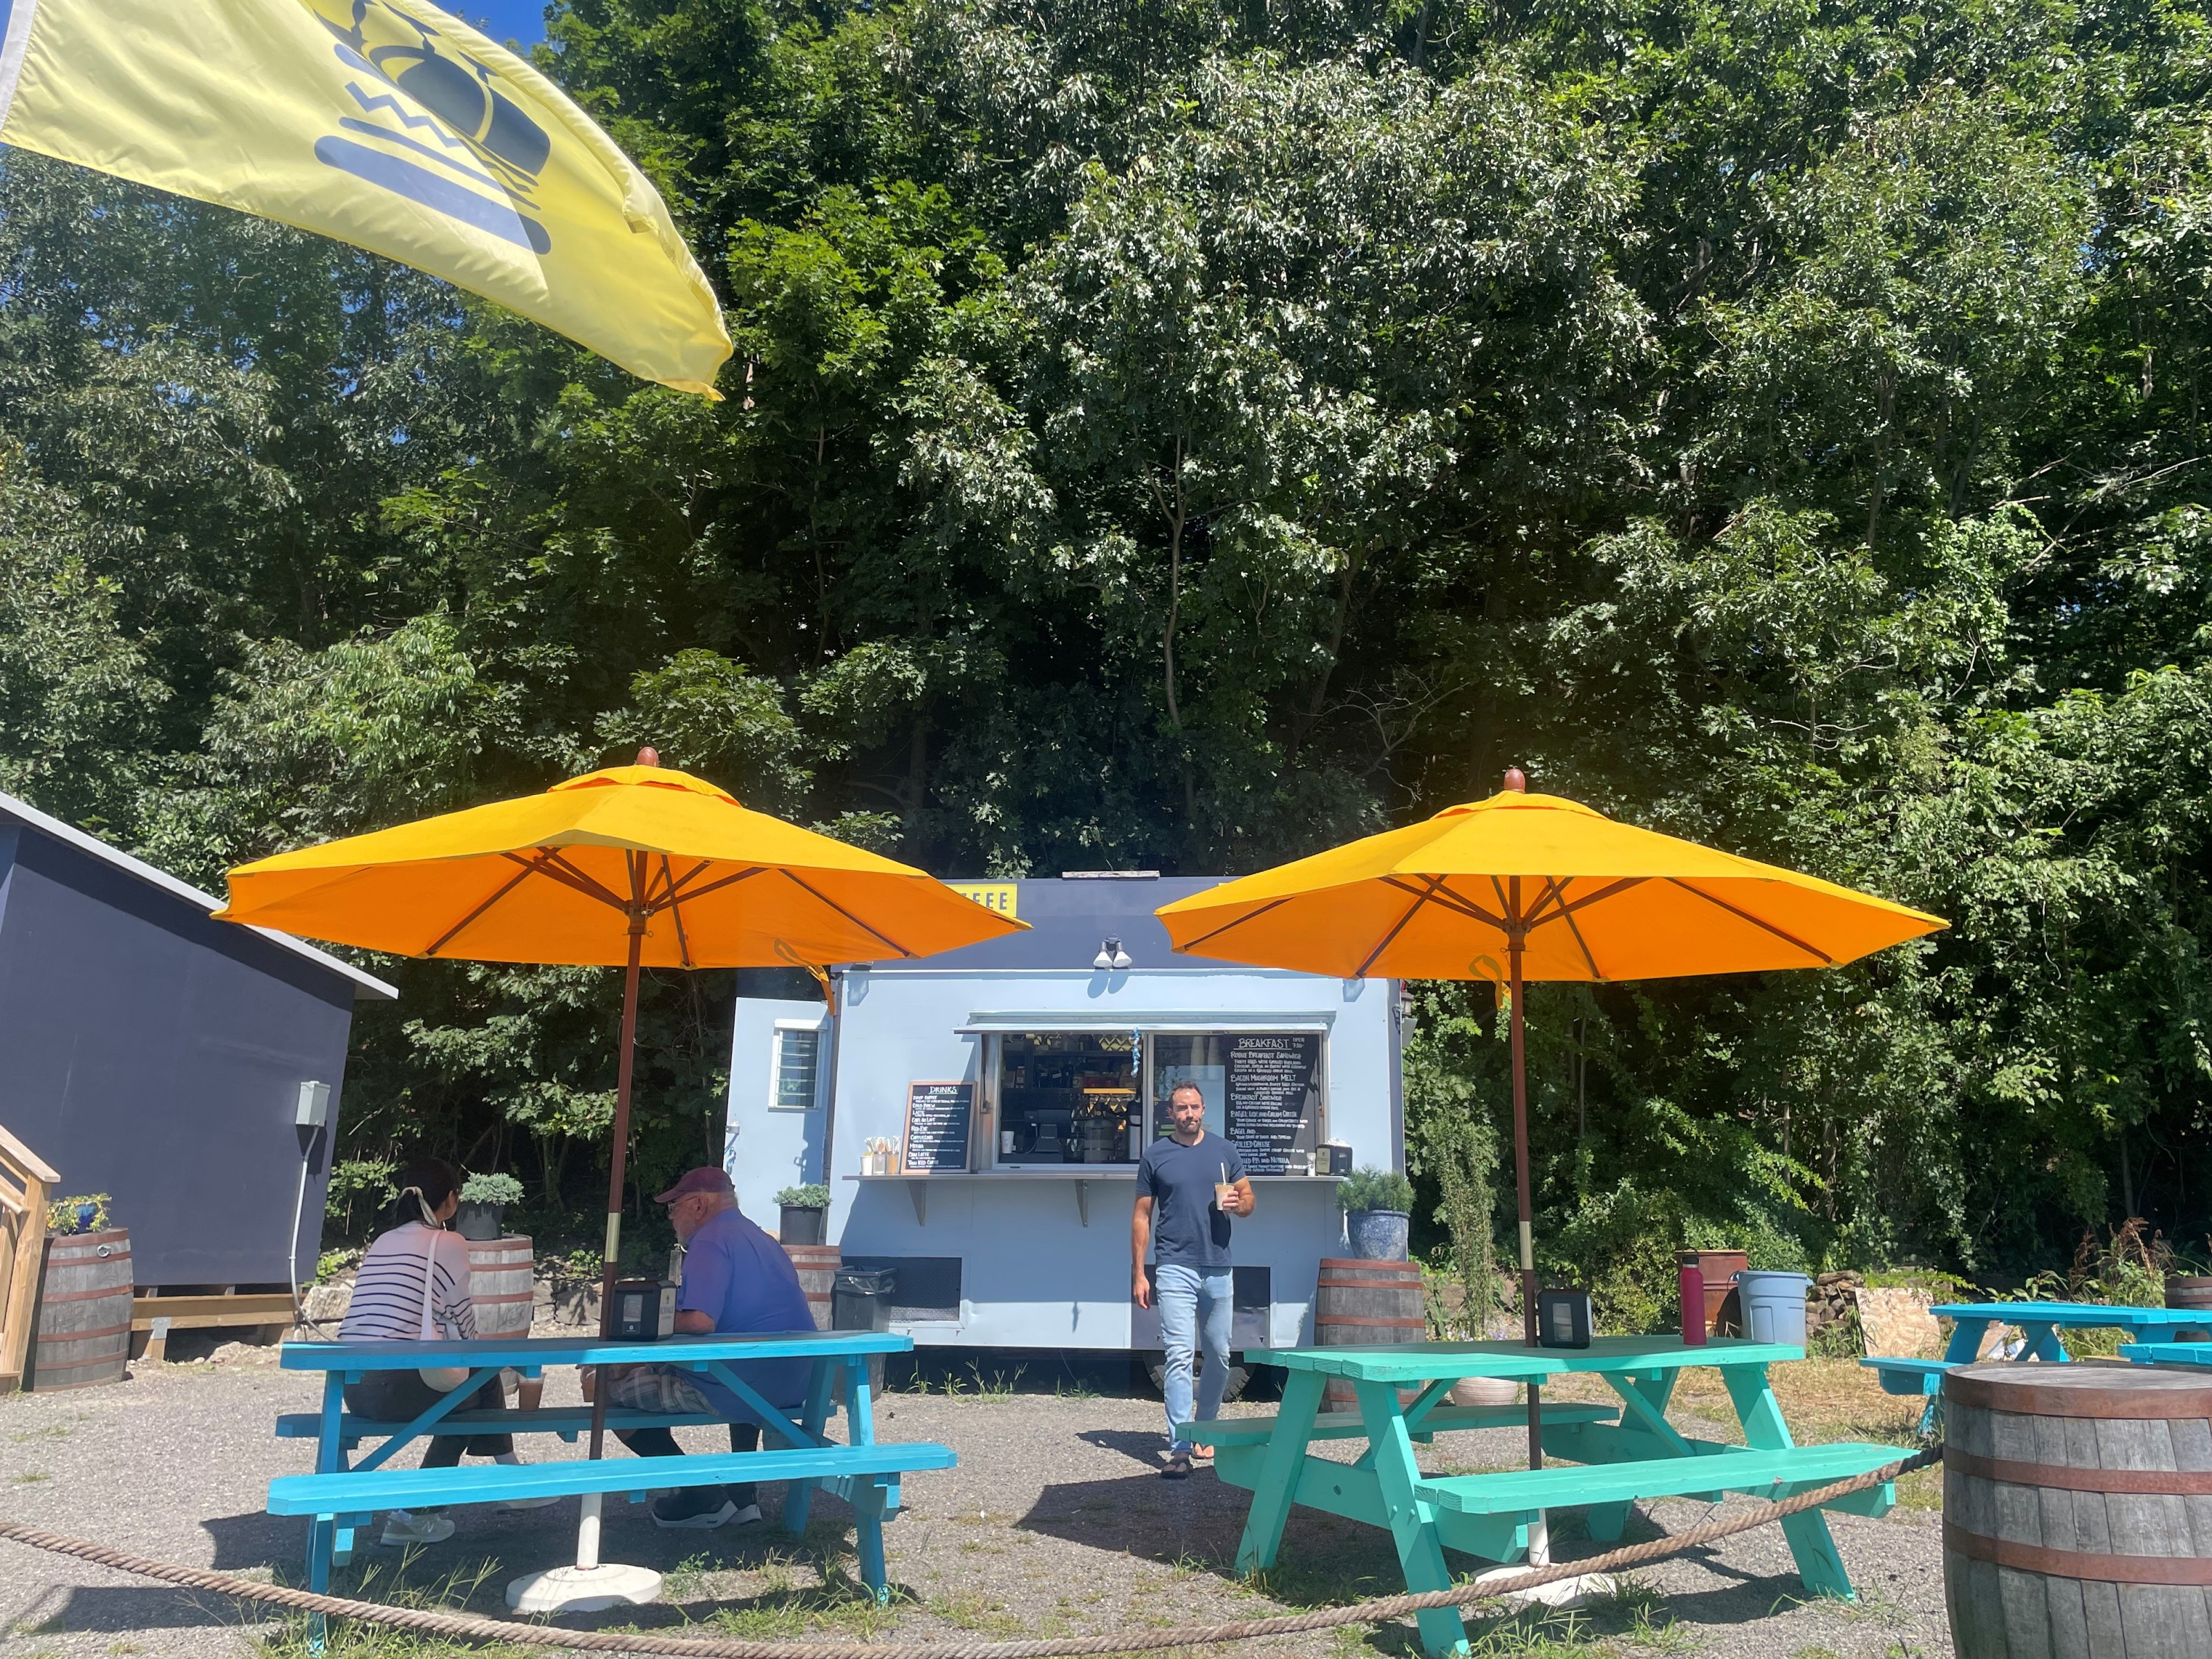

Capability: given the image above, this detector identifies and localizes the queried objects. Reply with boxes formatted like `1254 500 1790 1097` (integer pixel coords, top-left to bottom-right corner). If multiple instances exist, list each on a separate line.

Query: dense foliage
3 0 2207 1295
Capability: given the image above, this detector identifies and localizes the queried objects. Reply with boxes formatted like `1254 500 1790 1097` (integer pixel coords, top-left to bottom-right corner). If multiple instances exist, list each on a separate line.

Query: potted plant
46 1192 112 1236
777 1183 831 1245
454 1172 524 1241
1339 1167 1414 1262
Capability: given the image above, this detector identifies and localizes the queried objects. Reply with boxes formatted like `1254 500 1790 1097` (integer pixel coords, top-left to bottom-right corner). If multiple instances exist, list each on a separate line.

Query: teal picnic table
1185 1337 1911 1658
274 1329 948 1601
1862 1302 2212 1434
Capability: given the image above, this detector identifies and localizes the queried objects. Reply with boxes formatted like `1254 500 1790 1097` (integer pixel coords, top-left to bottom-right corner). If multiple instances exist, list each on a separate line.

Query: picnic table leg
783 1358 837 1539
1718 1365 1855 1602
1354 1379 1470 1659
1232 1367 1323 1576
315 1371 356 1571
853 1478 892 1604
1942 1317 1991 1365
2022 1322 2068 1362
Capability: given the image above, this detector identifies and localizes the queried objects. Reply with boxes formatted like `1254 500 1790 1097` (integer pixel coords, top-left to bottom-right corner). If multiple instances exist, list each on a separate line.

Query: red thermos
1678 1258 1707 1345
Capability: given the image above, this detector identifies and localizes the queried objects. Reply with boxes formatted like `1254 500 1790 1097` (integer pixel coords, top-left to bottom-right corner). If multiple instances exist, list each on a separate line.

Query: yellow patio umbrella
216 748 1024 1609
1158 769 1944 1465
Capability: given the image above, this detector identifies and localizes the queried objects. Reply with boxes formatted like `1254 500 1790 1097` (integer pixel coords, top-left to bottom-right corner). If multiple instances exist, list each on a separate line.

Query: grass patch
932 1591 1023 1635
13 1470 51 1483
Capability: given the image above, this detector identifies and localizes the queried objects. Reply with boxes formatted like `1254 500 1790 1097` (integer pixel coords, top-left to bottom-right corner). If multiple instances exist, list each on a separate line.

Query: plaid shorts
606 1365 715 1415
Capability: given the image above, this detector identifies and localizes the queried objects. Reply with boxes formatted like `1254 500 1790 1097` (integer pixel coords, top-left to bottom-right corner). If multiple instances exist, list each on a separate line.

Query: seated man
608 1167 816 1529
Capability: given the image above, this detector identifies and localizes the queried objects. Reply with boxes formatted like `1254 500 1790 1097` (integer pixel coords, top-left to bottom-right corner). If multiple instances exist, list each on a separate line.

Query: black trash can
833 1267 897 1399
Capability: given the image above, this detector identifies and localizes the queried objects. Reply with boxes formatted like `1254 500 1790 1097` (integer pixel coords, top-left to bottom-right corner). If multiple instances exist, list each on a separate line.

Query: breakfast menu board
901 1080 975 1174
1223 1033 1322 1173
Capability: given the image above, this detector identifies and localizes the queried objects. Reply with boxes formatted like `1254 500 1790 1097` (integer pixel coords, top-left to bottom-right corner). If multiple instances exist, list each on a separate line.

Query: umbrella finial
637 747 660 767
1503 767 1526 793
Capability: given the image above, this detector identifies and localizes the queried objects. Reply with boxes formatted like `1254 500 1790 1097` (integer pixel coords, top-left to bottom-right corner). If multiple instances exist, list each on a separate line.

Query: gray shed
0 792 394 1292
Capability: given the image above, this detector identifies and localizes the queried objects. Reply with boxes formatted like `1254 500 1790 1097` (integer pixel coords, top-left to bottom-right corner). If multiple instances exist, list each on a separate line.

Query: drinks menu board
1224 1033 1322 1173
901 1080 975 1174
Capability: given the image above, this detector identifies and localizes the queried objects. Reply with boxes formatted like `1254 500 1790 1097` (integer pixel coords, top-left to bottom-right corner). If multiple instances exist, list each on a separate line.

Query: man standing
1133 1082 1255 1479
605 1167 815 1528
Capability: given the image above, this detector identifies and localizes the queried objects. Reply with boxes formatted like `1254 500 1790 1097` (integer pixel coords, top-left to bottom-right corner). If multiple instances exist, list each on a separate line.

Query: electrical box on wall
296 1080 330 1128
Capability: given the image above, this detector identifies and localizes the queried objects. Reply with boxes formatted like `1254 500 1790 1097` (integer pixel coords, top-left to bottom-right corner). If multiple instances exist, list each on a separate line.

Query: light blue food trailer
723 874 1404 1358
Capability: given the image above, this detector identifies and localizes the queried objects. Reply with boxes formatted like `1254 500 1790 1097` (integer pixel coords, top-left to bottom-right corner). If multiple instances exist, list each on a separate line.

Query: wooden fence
0 1122 58 1393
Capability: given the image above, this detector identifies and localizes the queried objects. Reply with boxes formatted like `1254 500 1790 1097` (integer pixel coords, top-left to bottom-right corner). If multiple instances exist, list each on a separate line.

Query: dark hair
386 1159 460 1230
1168 1082 1206 1104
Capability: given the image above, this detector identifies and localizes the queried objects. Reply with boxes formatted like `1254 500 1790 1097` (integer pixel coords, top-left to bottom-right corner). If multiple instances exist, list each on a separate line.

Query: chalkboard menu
1224 1033 1322 1174
902 1081 975 1174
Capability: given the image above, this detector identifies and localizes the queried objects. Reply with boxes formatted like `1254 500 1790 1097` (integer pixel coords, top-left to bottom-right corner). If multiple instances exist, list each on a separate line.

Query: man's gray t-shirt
1136 1132 1247 1270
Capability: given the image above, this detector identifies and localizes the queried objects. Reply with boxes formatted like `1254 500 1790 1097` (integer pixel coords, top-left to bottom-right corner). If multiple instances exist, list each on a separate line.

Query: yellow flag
0 0 731 397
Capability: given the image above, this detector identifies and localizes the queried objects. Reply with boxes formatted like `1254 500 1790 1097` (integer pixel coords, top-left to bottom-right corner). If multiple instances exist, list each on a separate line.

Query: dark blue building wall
0 824 363 1288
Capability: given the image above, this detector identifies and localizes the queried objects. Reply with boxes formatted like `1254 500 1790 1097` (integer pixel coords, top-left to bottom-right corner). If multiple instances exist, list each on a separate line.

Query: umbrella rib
1557 897 1605 980
653 865 765 909
1667 879 1835 964
424 855 550 957
536 850 632 912
659 858 716 901
1551 877 1647 918
1387 875 1507 931
662 855 695 970
1178 896 1295 952
778 869 916 959
1356 876 1442 978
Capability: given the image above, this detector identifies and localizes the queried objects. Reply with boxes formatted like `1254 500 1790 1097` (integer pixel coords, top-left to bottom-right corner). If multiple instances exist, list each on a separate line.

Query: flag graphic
0 0 731 397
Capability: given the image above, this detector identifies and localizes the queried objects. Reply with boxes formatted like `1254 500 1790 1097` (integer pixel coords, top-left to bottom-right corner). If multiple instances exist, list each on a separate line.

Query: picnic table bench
276 1329 942 1602
1191 1336 1911 1658
1860 1302 2212 1434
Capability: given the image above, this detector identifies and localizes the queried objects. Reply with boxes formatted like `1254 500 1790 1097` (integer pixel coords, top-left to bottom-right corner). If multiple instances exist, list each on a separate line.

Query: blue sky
0 2 551 56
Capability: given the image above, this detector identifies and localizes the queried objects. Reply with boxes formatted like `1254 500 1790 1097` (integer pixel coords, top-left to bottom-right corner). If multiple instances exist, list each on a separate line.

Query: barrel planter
465 1235 534 1339
784 1242 839 1331
2164 1277 2212 1329
1944 1361 2212 1657
1315 1256 1425 1412
29 1229 133 1393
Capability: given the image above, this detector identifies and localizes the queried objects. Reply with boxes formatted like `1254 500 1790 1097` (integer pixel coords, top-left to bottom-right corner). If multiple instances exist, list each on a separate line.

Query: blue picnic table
274 1329 949 1601
1861 1302 2212 1434
1185 1336 1911 1658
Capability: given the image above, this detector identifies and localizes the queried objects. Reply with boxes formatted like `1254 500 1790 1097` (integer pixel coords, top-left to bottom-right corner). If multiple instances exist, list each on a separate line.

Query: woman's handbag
415 1228 472 1393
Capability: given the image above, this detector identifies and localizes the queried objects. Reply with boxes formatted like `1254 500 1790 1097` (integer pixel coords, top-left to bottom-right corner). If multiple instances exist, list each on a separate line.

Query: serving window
993 1031 1140 1164
986 1027 1329 1172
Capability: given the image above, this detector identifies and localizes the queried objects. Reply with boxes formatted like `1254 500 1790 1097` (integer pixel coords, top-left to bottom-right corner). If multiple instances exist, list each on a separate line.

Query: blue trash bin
1734 1270 1811 1347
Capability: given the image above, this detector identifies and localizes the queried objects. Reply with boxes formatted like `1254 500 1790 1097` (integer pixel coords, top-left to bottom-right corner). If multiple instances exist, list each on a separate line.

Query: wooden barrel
466 1235 534 1339
1315 1257 1425 1412
784 1243 839 1331
30 1230 133 1392
2165 1276 2212 1322
1944 1362 2212 1656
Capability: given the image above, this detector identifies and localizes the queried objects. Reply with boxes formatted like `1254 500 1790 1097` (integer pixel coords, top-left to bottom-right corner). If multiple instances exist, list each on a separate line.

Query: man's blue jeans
1156 1262 1233 1453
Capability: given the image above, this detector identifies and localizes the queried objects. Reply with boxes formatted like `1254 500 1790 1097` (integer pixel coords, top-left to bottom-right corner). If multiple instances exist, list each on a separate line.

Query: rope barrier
0 1445 1939 1658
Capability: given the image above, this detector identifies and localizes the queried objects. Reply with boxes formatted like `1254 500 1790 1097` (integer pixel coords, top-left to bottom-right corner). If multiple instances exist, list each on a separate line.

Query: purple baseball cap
653 1167 734 1203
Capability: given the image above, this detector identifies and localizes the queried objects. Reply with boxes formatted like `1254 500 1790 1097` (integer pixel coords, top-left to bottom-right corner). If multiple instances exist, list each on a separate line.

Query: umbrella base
505 1562 662 1613
1474 1565 1615 1611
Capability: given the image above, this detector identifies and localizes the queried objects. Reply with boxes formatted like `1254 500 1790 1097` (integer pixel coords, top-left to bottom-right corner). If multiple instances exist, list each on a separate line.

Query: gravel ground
0 1352 1948 1659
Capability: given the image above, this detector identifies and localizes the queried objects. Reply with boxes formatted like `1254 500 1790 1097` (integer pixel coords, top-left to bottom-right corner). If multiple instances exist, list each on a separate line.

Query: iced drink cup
1215 1182 1235 1211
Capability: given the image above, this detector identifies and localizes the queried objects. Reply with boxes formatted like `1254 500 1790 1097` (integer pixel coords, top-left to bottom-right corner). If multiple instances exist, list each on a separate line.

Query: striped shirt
339 1222 479 1342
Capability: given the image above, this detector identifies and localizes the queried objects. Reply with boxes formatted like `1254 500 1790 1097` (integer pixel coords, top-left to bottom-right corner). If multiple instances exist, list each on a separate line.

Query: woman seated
338 1158 547 1544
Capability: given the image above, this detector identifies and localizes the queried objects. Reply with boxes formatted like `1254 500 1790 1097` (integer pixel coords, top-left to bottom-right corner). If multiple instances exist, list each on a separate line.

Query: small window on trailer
770 1022 823 1110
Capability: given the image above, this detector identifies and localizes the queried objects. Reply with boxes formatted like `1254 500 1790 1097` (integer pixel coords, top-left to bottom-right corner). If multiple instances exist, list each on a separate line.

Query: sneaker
1163 1452 1192 1481
379 1511 455 1546
650 1488 740 1530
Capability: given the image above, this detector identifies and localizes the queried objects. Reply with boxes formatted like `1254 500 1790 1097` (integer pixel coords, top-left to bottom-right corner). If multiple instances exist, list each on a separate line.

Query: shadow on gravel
1074 1425 1171 1468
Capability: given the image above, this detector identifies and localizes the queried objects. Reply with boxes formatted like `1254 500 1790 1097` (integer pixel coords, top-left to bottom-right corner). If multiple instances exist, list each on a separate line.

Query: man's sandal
1163 1450 1192 1480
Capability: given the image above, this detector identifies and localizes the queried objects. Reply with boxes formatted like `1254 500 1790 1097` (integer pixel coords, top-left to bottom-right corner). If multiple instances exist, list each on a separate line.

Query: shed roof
0 791 397 1001
871 875 1255 974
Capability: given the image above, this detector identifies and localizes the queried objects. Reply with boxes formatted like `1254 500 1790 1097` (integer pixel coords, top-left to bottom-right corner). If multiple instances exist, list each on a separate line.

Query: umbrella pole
1510 933 1541 1468
509 901 661 1613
